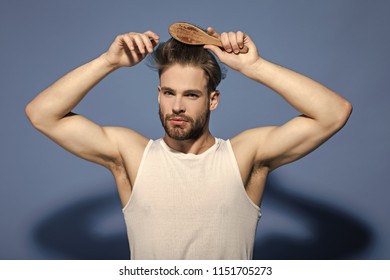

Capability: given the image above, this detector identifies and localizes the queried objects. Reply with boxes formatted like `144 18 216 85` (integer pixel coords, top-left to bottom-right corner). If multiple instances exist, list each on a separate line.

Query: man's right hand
103 31 160 69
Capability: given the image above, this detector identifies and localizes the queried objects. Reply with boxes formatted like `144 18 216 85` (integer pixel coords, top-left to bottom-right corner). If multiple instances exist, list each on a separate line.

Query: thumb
204 44 224 58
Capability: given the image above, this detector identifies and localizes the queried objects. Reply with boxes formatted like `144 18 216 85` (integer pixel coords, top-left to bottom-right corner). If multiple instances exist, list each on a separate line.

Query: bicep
39 113 121 168
258 115 335 170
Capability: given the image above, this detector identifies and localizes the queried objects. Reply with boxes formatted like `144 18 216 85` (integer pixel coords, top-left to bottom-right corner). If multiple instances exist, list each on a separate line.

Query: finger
228 32 240 54
144 30 160 47
140 33 155 53
122 34 136 52
236 31 245 49
207 27 219 39
220 32 232 53
132 34 147 54
204 44 224 58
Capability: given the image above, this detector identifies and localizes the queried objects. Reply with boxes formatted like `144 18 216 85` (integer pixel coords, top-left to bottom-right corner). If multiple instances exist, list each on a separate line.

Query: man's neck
163 131 215 155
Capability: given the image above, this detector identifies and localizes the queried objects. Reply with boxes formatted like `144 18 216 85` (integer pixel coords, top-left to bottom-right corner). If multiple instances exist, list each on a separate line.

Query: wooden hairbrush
168 22 249 54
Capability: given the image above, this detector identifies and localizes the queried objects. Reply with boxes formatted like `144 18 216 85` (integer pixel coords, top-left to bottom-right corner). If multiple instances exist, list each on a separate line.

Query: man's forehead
161 64 205 76
160 64 208 91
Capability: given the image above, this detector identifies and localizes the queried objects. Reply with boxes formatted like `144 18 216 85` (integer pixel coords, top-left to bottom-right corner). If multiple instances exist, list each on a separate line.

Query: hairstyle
148 38 226 93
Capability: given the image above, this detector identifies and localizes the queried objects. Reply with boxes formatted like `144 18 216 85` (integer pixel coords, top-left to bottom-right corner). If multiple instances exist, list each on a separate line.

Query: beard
159 106 210 141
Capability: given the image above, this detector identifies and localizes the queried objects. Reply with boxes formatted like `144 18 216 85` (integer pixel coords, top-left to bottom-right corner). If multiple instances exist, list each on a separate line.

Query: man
25 27 352 260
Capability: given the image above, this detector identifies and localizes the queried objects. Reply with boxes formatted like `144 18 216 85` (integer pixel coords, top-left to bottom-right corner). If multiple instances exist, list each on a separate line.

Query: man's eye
187 93 199 98
164 91 174 95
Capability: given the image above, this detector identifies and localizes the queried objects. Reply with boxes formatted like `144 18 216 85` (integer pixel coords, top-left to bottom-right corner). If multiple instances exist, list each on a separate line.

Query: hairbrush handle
169 22 249 54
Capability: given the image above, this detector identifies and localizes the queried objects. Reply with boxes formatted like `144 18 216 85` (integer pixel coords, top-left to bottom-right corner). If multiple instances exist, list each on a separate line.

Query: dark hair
148 38 226 93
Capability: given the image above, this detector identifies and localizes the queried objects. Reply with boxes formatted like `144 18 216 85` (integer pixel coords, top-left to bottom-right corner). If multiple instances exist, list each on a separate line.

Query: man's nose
172 97 185 114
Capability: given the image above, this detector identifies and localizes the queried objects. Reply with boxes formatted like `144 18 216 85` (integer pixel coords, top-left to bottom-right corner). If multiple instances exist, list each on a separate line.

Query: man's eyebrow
184 89 203 95
160 86 203 95
160 86 175 92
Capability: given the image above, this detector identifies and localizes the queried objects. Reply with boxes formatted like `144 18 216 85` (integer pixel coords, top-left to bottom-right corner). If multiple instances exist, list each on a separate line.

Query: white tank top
122 138 261 259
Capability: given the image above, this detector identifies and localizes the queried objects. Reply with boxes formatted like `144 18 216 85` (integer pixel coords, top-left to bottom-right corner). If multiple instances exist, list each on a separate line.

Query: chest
128 142 249 212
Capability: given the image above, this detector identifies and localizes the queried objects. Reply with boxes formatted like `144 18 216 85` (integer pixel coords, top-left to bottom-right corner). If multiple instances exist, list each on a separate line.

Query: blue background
1 0 389 259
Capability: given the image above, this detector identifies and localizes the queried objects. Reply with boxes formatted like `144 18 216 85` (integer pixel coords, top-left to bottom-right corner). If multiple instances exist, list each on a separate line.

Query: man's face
158 64 217 141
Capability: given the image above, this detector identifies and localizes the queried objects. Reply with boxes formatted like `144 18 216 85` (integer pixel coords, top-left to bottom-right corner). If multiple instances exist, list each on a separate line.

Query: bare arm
244 59 352 170
205 29 352 171
25 31 159 169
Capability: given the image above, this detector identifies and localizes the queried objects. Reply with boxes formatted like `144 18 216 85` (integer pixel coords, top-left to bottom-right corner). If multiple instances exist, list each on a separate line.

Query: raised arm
205 28 352 171
25 31 159 169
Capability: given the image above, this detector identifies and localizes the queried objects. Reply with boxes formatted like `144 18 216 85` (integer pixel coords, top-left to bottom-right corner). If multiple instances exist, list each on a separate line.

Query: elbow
25 102 45 131
26 101 64 133
331 100 353 131
339 100 353 125
25 102 35 125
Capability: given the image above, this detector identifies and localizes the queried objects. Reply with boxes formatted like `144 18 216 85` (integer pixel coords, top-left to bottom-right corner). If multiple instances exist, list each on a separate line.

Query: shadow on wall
33 192 130 259
253 176 372 259
33 175 372 260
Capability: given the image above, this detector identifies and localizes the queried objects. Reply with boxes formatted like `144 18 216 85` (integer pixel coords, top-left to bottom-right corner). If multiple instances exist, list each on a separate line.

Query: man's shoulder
230 126 276 147
103 126 150 155
228 126 277 165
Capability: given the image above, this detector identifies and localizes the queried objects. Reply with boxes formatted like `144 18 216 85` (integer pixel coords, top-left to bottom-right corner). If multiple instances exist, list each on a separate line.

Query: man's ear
157 85 161 104
209 90 220 111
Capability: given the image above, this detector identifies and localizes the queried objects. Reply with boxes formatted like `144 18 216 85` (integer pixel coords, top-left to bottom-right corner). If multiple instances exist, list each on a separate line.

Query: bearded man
26 27 352 259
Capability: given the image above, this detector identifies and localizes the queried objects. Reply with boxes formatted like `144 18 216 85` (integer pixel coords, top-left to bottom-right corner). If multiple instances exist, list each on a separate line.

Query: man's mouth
168 116 189 126
170 118 187 126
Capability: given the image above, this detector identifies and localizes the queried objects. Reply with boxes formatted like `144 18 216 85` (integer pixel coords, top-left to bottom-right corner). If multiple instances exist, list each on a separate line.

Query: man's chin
166 128 191 141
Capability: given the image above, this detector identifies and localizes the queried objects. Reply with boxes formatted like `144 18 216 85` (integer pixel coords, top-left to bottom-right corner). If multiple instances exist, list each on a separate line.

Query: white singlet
122 138 261 259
